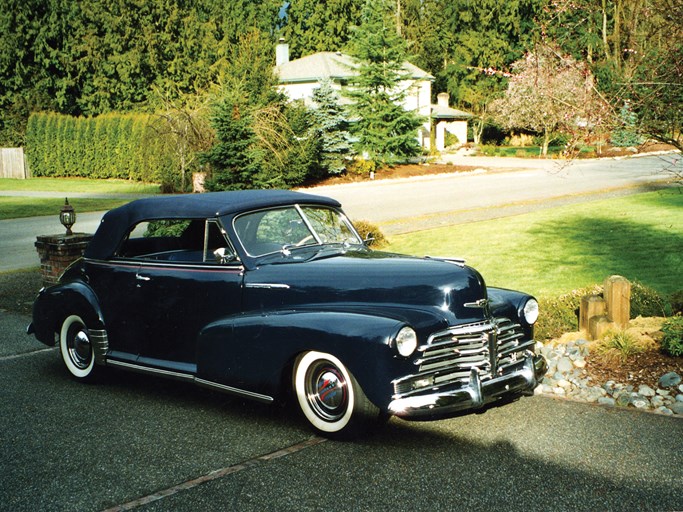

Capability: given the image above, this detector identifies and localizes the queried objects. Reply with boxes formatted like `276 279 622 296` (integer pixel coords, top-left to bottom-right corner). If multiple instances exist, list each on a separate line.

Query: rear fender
197 311 411 409
31 281 105 346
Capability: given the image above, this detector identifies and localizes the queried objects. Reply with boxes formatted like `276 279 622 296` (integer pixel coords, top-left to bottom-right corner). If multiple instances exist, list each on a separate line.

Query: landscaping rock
659 372 681 388
557 357 574 373
632 395 650 409
540 340 683 417
638 385 656 397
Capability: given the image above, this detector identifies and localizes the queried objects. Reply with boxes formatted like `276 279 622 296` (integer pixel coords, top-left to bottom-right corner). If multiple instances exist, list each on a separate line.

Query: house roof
431 104 473 120
276 51 434 84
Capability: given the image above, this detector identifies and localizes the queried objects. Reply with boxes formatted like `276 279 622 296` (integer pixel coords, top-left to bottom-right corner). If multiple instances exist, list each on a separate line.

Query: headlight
394 326 418 357
522 299 539 325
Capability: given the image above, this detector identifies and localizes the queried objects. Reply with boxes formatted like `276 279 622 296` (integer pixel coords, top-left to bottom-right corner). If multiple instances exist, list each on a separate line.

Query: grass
0 197 131 220
478 145 597 158
0 177 159 219
0 177 159 194
385 189 683 298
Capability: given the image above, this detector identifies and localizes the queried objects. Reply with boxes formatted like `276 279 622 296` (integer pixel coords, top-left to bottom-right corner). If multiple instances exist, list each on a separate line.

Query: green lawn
0 197 131 220
477 145 596 158
385 189 683 298
0 177 159 219
0 177 159 194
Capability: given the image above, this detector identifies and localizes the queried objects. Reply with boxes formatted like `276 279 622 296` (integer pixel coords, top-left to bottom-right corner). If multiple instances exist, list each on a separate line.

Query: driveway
1 311 682 512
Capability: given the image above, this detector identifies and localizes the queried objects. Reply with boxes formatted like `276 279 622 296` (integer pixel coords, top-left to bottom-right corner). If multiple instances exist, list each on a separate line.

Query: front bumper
388 354 547 419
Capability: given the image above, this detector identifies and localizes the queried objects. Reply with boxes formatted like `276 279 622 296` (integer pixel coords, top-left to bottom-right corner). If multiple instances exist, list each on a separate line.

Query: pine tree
311 79 354 175
346 0 423 165
202 100 259 191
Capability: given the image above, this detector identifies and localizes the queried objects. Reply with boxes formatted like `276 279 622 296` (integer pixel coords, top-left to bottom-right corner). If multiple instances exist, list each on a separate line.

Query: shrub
352 220 388 248
631 281 670 317
536 285 602 340
669 290 683 315
661 316 683 357
346 158 377 176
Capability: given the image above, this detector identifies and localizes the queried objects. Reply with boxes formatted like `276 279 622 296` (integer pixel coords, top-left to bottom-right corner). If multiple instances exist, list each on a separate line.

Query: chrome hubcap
68 328 92 369
306 363 348 421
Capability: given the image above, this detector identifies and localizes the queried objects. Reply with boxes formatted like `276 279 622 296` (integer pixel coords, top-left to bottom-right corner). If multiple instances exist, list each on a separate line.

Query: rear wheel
60 315 98 381
293 351 381 439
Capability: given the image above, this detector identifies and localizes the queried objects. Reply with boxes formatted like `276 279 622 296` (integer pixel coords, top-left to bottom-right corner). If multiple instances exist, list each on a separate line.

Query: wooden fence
0 148 27 178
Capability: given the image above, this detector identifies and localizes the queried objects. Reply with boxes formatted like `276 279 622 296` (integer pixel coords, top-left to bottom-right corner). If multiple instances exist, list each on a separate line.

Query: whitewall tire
293 351 380 439
60 315 97 380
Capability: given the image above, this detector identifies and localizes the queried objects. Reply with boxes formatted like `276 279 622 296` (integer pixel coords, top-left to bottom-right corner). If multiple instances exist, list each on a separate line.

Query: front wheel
293 351 381 439
60 315 99 381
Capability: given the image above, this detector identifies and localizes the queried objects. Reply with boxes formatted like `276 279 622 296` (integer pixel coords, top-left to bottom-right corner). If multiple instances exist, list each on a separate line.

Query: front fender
31 281 105 346
196 310 411 409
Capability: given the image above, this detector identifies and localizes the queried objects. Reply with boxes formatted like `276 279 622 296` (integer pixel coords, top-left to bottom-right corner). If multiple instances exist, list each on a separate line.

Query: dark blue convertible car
29 190 546 438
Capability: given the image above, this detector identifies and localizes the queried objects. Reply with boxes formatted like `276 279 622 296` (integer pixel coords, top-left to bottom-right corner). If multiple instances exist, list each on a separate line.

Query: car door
112 219 243 369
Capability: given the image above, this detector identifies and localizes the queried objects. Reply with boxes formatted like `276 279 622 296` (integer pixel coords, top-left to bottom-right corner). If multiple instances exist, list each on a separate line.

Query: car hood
242 250 489 329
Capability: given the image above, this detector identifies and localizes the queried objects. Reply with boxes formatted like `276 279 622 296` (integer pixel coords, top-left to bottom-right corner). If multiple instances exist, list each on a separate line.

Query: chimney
437 92 450 108
276 37 289 66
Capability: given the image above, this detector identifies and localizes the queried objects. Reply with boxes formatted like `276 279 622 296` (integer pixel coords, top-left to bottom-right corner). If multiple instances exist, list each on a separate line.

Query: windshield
233 205 363 258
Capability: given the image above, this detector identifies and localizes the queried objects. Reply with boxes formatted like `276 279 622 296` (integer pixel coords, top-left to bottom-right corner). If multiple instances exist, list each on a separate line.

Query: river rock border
534 339 683 416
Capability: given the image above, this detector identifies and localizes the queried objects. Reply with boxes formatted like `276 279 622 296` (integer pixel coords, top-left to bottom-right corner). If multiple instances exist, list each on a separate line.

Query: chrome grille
392 318 534 398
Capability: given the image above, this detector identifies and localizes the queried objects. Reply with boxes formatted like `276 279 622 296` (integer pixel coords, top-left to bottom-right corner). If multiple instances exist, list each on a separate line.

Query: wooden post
604 275 631 328
580 294 606 333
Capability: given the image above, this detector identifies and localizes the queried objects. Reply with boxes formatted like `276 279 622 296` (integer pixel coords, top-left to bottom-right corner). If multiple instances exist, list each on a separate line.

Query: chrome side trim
244 283 290 290
106 359 195 382
424 255 466 267
88 329 109 365
194 378 274 404
104 359 275 404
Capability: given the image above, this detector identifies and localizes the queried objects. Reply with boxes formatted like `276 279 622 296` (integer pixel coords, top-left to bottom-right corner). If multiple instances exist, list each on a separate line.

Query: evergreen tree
202 99 259 191
346 0 423 164
311 79 354 175
281 0 364 58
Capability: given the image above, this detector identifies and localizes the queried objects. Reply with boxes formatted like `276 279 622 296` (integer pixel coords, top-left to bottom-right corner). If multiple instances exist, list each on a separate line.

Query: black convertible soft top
84 190 341 260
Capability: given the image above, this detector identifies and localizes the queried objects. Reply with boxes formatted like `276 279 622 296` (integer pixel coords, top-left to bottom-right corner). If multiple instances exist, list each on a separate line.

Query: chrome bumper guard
388 354 547 419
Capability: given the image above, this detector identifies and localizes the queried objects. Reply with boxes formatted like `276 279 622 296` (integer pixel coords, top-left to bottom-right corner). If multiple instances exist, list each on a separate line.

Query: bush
536 285 602 340
669 290 683 315
352 220 388 248
661 316 683 357
631 281 671 317
346 158 377 176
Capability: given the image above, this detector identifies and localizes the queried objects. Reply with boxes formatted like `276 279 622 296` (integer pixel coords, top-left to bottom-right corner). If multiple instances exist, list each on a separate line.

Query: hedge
25 112 174 183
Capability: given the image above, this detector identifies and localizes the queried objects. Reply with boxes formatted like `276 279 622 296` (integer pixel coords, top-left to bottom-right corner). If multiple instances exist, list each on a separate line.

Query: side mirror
213 247 236 264
364 233 376 247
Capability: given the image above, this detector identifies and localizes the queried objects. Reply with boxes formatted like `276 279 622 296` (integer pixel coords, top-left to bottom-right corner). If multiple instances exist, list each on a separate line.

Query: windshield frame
230 204 364 261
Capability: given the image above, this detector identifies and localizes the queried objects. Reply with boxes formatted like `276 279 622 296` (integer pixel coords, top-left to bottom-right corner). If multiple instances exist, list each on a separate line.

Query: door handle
136 273 151 282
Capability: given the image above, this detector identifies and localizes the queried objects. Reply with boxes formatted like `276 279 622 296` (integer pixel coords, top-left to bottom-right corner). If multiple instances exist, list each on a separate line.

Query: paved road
0 153 678 271
312 152 679 232
1 311 681 511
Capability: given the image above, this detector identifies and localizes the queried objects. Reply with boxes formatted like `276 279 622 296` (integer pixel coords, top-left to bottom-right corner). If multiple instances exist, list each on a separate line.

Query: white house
274 39 471 151
432 92 473 151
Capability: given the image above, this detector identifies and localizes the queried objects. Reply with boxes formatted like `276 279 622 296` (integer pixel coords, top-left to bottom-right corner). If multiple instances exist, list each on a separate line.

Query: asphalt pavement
1 311 682 512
